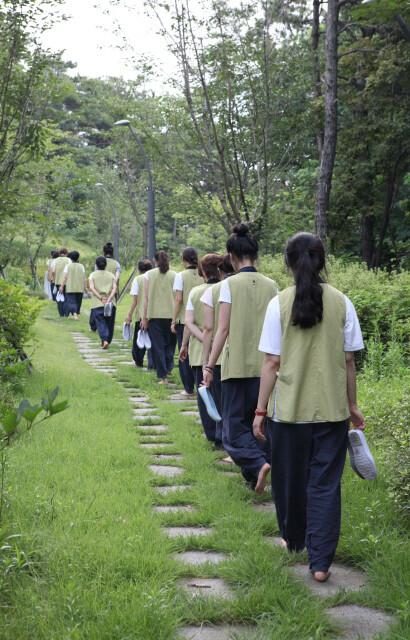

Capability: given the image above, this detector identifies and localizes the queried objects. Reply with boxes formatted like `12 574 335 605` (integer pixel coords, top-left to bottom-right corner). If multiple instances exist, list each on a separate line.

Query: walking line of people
45 224 367 581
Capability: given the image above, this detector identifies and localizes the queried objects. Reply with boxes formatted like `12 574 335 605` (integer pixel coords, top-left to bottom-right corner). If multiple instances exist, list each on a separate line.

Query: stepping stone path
326 605 394 640
291 563 366 597
181 578 233 599
149 465 183 477
69 332 395 640
175 551 227 565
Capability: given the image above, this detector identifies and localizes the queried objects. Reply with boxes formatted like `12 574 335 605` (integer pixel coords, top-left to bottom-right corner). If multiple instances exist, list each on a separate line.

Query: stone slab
136 425 168 431
117 361 134 365
181 578 233 599
178 627 252 639
149 465 183 477
133 415 162 421
156 485 190 495
165 527 213 538
170 393 196 401
130 401 152 408
265 537 285 548
129 396 149 403
326 605 394 640
180 411 200 417
140 443 169 449
219 472 238 478
153 454 182 460
133 408 158 414
152 505 194 513
175 551 227 566
252 502 276 514
291 564 366 596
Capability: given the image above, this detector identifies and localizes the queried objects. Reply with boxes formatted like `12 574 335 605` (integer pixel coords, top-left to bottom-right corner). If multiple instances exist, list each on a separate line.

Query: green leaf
17 399 31 416
48 386 59 403
0 412 21 437
48 400 69 416
22 405 44 423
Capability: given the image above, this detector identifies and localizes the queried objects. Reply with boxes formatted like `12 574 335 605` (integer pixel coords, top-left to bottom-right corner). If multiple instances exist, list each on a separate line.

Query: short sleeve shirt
130 277 139 295
186 292 194 312
173 272 184 291
200 287 214 307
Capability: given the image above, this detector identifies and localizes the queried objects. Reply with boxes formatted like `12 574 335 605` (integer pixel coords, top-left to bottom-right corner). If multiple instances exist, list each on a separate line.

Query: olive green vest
180 268 203 324
54 256 70 285
147 269 176 319
188 283 209 366
134 274 146 321
105 257 119 276
221 272 278 381
66 263 84 293
270 284 349 423
90 270 116 309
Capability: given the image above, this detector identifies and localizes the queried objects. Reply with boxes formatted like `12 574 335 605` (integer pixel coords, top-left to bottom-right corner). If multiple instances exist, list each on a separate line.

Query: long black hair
226 223 258 260
103 242 114 257
154 250 169 274
182 246 198 267
285 232 326 329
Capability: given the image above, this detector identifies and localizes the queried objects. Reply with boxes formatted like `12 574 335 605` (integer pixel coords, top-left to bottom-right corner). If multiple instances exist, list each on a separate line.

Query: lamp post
114 119 156 262
95 183 120 263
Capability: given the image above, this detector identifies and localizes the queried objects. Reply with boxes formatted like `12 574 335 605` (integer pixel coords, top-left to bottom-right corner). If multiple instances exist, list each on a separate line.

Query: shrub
0 280 43 414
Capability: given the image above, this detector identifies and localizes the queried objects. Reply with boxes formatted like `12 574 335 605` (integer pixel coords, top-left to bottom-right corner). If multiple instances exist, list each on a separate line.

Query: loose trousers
176 323 195 393
56 284 66 317
148 318 177 379
192 365 222 444
91 306 116 345
222 377 270 488
132 321 154 368
65 292 83 316
268 418 348 572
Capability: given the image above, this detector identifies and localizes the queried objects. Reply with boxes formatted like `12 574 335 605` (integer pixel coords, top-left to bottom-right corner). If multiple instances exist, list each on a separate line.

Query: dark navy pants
65 292 83 316
268 418 348 572
222 377 270 488
91 306 116 345
132 321 154 368
192 365 222 444
176 323 194 393
56 284 65 317
148 318 177 379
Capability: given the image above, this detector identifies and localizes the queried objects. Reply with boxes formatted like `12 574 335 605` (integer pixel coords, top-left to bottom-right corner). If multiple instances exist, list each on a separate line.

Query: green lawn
0 302 408 639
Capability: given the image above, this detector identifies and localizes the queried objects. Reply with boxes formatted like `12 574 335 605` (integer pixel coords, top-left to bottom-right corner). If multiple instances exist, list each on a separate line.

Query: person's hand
101 296 108 304
171 321 177 334
84 287 88 294
179 346 188 361
349 406 366 431
140 317 148 331
253 415 267 442
202 368 214 388
59 285 64 293
125 313 132 324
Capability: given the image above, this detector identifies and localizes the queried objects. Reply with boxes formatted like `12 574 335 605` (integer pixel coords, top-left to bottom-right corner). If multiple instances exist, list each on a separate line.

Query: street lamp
114 119 156 262
95 183 120 263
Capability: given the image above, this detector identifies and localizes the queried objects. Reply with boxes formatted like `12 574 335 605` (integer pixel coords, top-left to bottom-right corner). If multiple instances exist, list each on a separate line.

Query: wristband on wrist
255 409 268 416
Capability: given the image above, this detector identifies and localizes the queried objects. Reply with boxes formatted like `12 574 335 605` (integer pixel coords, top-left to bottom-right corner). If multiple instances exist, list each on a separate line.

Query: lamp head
114 120 131 127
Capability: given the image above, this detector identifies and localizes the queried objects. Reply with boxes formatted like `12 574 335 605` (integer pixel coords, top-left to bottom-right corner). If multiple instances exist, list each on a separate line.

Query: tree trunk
315 0 340 252
312 0 323 160
371 160 399 268
142 221 148 259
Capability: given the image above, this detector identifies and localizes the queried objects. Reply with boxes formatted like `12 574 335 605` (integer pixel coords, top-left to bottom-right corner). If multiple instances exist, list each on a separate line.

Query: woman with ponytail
254 232 365 581
141 250 177 384
203 224 278 493
171 247 202 396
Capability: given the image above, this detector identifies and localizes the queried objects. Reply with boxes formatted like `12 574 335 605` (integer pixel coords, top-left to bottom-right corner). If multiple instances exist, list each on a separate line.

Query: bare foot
180 390 195 397
281 538 287 549
73 313 78 321
158 379 168 385
222 456 234 464
313 571 330 582
255 463 271 494
102 341 109 349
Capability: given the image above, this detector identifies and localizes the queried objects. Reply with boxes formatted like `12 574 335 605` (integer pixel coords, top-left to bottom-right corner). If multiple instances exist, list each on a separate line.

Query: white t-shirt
130 277 139 296
173 272 183 291
258 294 364 356
186 292 194 312
200 286 214 308
219 277 279 304
64 263 84 275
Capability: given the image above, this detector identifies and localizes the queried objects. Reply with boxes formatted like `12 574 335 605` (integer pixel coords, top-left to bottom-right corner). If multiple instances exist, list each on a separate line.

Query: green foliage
0 280 42 411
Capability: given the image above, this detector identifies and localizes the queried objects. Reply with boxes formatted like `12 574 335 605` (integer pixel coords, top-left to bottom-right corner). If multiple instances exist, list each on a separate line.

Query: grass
0 299 409 639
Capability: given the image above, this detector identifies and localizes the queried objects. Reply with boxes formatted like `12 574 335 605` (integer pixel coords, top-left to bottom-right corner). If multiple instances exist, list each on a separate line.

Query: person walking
202 224 278 493
49 250 59 301
60 251 87 320
88 256 117 349
253 232 365 581
125 259 154 369
52 248 71 317
201 253 235 462
171 247 202 396
179 253 222 445
101 242 121 288
44 250 57 300
140 250 177 385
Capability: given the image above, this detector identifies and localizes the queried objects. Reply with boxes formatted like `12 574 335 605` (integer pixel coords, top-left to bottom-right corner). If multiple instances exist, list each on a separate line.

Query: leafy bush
0 280 43 413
